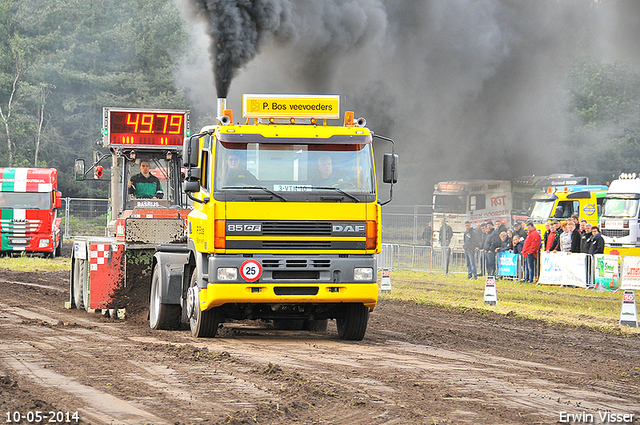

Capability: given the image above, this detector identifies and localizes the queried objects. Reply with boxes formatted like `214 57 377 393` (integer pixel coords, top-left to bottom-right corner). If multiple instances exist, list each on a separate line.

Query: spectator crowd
458 214 605 282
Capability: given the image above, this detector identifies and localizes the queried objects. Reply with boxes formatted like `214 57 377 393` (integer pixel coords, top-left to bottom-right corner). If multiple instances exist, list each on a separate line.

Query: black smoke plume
186 0 291 98
178 0 640 204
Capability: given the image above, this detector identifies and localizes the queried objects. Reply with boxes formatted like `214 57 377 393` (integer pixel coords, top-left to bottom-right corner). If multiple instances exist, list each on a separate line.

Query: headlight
217 267 238 281
354 267 373 281
39 239 50 248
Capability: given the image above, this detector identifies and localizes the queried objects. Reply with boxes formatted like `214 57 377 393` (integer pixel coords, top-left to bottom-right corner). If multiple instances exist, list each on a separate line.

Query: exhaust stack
217 98 226 117
216 98 231 125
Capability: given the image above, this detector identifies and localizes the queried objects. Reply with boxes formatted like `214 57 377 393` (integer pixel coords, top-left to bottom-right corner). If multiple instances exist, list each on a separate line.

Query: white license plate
606 220 624 229
10 239 28 244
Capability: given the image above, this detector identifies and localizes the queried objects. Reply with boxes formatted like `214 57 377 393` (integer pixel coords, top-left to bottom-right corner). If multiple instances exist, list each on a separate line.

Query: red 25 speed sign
240 260 262 282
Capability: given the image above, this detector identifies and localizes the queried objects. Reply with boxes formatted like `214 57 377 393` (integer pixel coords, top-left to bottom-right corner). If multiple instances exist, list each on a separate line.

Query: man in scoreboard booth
128 159 164 199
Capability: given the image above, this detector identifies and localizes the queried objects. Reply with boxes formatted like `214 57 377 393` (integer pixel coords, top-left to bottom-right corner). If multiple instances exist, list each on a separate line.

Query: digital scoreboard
103 108 190 148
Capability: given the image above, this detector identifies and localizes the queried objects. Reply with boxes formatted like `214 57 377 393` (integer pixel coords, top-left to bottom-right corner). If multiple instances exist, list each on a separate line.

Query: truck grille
602 229 629 238
261 240 332 249
262 259 331 269
0 219 39 234
225 220 366 251
262 221 332 236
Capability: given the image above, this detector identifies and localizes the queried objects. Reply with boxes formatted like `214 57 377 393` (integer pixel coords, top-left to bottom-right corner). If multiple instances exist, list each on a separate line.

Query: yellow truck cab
529 185 608 234
150 94 398 341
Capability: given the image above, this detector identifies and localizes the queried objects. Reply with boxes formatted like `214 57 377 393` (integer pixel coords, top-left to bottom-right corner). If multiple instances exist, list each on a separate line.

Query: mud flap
153 250 190 305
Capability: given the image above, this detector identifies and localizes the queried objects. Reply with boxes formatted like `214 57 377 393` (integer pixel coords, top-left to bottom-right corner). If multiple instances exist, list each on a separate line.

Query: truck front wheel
336 304 369 341
149 264 181 330
55 237 63 258
188 269 220 338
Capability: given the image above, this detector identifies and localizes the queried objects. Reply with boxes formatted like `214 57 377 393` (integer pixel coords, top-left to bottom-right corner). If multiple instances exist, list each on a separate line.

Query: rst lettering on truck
432 180 512 249
0 168 62 257
149 94 398 341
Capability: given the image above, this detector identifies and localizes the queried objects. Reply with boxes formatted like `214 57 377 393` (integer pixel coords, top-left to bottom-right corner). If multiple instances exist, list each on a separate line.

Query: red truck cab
0 168 63 257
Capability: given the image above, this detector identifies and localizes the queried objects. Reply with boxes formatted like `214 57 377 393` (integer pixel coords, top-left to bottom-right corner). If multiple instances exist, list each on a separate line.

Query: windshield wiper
222 186 288 202
309 186 360 202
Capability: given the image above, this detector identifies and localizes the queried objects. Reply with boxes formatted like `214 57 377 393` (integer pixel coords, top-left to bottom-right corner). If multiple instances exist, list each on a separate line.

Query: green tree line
566 60 640 184
0 0 188 197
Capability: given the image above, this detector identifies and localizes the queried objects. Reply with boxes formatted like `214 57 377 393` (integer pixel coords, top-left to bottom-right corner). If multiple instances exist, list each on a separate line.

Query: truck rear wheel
336 304 369 341
188 269 220 338
149 264 181 330
71 258 84 310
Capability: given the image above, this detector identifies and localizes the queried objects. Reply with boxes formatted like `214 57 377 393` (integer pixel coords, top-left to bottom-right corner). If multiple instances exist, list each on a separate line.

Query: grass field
0 254 70 272
0 256 637 336
381 270 640 335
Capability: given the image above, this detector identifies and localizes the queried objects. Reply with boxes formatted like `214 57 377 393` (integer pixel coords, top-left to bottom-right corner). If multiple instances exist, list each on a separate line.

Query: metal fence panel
379 244 470 274
382 205 432 245
61 198 110 238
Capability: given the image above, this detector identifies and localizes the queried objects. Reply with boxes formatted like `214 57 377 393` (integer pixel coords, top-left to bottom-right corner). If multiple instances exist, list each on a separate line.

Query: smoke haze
176 0 640 204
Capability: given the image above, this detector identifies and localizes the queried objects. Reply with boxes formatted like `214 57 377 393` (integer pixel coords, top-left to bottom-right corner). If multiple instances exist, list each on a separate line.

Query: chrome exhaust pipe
217 98 226 117
216 98 229 124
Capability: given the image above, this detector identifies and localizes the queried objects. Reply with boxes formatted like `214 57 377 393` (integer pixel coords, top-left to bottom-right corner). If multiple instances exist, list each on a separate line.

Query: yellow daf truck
149 94 398 341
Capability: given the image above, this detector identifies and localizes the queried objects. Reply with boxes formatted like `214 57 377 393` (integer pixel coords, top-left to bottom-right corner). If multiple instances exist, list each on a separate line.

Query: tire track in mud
0 301 277 424
1 288 640 424
180 330 640 422
0 343 167 425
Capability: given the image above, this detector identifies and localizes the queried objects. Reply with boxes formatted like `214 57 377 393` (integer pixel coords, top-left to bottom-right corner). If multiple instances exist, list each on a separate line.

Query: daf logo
11 219 27 223
333 225 365 233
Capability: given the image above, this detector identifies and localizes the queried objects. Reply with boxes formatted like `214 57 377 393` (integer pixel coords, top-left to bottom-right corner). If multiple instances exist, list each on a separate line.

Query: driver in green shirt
128 160 163 199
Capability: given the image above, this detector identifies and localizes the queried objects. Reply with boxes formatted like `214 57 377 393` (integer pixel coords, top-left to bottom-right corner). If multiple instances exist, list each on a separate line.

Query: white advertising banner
538 252 563 285
538 252 589 288
621 256 640 290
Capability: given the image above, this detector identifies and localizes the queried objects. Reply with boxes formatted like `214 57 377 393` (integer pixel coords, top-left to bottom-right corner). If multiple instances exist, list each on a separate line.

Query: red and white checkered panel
90 244 113 271
88 243 125 309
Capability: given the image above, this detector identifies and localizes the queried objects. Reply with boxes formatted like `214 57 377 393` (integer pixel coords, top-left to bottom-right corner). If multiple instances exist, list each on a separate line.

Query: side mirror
74 159 86 181
182 136 200 167
54 191 62 209
185 167 201 181
183 180 200 193
382 153 398 184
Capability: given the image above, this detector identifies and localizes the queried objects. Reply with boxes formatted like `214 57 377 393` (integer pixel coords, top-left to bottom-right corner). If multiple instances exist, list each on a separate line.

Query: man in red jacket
522 223 541 282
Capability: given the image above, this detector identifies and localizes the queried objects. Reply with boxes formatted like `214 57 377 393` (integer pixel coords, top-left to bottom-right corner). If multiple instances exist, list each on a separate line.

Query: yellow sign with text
242 94 340 119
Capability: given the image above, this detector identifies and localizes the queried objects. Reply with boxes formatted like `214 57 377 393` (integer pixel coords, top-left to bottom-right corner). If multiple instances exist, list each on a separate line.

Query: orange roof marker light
344 111 354 127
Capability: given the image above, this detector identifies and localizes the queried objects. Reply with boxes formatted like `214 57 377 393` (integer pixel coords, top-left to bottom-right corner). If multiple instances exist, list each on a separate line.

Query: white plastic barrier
621 256 640 290
538 252 590 288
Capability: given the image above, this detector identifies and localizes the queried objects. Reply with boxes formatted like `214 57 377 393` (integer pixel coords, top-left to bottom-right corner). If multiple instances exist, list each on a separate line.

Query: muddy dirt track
1 269 639 425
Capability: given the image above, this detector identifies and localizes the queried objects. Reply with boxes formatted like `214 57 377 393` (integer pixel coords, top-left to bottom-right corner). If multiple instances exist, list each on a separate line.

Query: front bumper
199 282 379 311
199 254 379 311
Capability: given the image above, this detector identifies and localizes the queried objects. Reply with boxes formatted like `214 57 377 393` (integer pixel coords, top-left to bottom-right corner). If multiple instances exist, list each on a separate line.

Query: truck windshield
529 200 554 220
433 194 466 214
125 157 181 206
603 198 640 218
214 140 375 195
0 192 51 209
